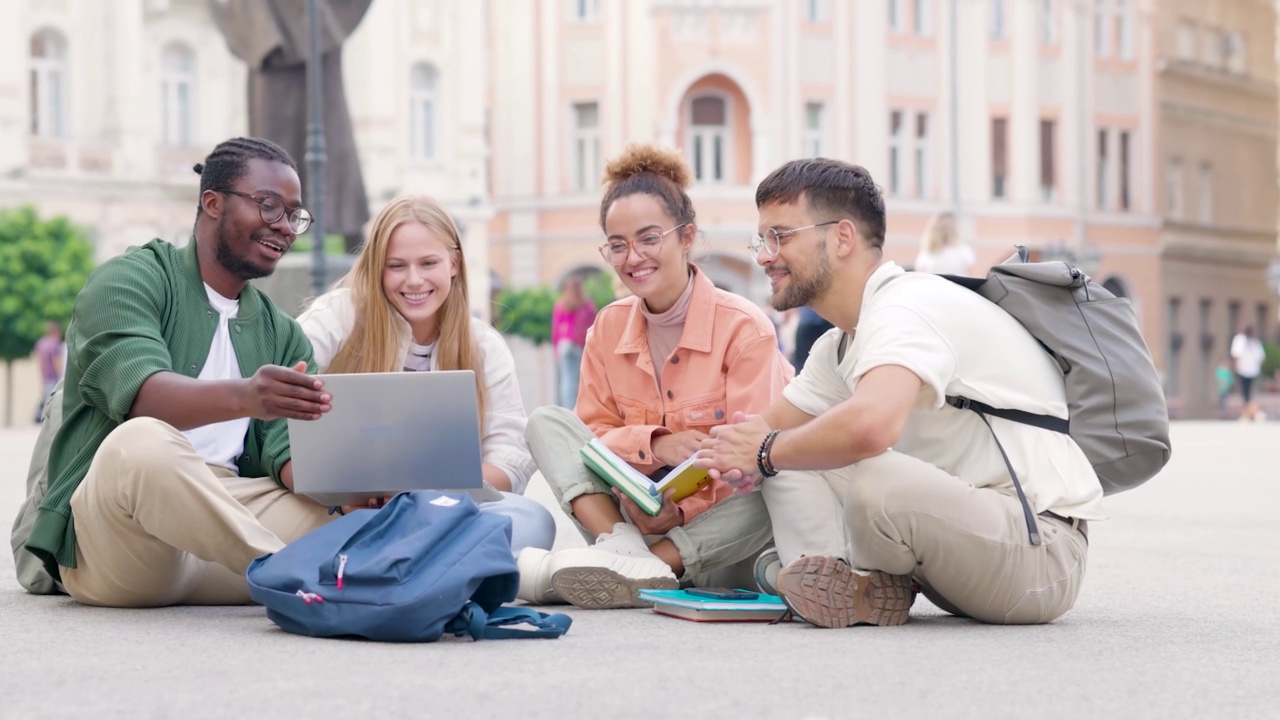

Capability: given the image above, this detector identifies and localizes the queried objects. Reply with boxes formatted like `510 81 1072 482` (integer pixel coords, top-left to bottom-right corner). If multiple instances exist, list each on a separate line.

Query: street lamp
306 0 328 297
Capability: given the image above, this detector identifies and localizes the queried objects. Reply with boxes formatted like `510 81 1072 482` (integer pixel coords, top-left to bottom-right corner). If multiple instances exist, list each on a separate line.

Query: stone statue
208 0 374 252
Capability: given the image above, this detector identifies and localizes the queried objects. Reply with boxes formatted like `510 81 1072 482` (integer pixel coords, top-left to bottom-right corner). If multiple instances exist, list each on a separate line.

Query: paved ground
1 422 1277 720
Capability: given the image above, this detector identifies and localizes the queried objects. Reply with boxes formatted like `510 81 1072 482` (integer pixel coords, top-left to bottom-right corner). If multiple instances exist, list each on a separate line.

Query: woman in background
551 275 596 409
914 212 976 276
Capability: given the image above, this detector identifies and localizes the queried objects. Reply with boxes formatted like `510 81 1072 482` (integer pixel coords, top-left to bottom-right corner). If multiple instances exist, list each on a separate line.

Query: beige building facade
1155 0 1279 418
486 0 1278 419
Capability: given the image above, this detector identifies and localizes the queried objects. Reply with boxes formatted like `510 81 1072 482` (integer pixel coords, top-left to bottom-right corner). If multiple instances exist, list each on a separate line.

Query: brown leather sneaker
776 556 915 628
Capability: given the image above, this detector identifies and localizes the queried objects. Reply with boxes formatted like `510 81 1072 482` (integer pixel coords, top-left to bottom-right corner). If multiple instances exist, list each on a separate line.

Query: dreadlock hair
192 137 297 216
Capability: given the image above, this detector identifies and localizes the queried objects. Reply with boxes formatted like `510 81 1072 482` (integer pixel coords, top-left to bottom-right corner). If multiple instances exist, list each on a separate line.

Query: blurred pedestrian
1230 325 1266 422
33 320 64 424
551 275 596 408
915 212 976 276
1214 356 1235 417
792 306 833 371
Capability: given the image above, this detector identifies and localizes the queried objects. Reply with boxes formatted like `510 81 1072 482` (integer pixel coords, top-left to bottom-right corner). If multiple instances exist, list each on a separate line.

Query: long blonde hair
921 212 957 254
326 194 488 426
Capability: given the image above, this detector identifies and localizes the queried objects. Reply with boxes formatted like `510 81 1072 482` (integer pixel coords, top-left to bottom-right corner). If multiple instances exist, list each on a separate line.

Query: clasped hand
695 411 772 494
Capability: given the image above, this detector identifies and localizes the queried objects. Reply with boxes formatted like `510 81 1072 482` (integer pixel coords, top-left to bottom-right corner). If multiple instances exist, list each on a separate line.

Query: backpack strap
946 397 1045 547
447 602 573 640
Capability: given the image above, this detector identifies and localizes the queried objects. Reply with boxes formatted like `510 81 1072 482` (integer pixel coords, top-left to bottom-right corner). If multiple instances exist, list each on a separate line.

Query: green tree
0 206 95 426
582 269 615 310
492 285 557 345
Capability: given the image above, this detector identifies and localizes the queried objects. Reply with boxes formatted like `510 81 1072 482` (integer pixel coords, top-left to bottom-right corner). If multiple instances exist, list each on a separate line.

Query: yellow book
580 438 711 516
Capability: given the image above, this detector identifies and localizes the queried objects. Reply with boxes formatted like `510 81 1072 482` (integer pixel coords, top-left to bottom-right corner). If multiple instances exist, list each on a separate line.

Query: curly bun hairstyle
598 144 697 231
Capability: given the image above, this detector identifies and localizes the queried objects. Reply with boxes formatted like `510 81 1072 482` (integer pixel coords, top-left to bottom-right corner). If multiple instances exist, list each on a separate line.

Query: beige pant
60 418 333 607
763 450 1089 624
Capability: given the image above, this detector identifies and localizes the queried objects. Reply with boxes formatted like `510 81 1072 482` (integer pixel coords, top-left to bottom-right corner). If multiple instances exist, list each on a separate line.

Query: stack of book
580 438 710 516
637 589 791 623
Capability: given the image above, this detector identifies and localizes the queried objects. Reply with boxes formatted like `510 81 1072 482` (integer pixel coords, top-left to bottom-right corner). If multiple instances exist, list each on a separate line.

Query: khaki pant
764 451 1089 624
61 418 333 607
526 406 773 586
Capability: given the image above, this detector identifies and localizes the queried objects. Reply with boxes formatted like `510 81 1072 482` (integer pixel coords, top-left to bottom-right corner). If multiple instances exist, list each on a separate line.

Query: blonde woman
519 145 791 609
914 212 976 275
297 195 555 555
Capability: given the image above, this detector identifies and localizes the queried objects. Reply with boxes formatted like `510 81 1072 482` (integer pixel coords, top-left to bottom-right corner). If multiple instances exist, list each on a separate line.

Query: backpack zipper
336 554 349 590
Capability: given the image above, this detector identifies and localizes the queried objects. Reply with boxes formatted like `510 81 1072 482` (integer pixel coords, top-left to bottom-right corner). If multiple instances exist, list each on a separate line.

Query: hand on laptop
340 495 392 515
241 361 332 421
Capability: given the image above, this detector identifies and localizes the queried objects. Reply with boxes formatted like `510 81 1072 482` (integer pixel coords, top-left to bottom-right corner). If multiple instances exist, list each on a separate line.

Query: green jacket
25 238 315 578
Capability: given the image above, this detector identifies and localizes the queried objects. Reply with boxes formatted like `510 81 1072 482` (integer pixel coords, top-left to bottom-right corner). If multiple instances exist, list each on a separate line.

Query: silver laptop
288 370 501 507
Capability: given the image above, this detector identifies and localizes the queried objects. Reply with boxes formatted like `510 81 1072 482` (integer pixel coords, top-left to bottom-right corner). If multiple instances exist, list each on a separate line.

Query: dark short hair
755 158 886 250
192 137 297 213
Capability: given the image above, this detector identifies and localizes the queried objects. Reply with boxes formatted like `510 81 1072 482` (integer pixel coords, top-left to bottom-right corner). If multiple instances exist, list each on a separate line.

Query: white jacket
297 287 538 494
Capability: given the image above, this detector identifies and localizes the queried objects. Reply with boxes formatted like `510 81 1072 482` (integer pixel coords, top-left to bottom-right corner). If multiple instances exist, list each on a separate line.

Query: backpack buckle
948 396 971 411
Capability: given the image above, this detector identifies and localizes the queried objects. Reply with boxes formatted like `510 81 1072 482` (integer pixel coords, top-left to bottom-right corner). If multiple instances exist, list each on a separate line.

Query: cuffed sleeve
474 322 537 494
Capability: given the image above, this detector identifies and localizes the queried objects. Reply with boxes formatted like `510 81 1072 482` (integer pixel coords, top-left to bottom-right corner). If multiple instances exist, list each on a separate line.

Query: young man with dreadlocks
21 137 340 607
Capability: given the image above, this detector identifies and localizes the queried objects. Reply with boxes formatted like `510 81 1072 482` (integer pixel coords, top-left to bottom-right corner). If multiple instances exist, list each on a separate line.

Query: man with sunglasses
20 137 340 607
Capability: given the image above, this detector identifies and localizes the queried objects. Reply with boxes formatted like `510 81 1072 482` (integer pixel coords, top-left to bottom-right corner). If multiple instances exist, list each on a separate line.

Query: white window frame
804 0 827 23
913 111 930 200
1175 19 1197 61
1096 128 1110 210
160 42 196 148
569 0 600 22
29 28 68 138
1197 162 1212 223
687 93 732 185
889 0 905 33
1115 0 1133 59
889 109 904 198
990 0 1006 41
913 0 933 37
1094 0 1111 58
1167 157 1183 219
570 101 600 192
1039 0 1056 45
1203 28 1224 68
409 63 439 162
804 102 826 158
1225 32 1246 74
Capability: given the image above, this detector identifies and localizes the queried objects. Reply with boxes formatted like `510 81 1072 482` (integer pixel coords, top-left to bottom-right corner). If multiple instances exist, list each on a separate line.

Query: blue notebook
637 589 790 623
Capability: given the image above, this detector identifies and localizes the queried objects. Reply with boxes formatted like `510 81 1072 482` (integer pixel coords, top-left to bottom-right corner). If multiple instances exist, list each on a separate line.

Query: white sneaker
549 523 678 609
515 547 560 605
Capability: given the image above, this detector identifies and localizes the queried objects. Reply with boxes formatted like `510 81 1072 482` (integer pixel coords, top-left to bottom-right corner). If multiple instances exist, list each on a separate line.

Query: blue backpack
246 492 571 642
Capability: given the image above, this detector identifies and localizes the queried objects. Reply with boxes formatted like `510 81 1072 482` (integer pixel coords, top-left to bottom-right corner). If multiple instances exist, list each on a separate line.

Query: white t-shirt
181 284 250 470
915 244 976 275
403 340 437 372
784 262 1106 521
1230 333 1265 378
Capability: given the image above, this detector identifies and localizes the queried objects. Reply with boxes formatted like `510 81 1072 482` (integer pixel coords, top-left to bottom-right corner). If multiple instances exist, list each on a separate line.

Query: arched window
161 43 196 147
410 63 439 161
688 95 728 184
30 29 68 138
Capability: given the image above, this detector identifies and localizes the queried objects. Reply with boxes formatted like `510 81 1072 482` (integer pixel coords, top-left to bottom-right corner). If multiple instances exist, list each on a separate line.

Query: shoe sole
551 567 679 609
776 556 914 628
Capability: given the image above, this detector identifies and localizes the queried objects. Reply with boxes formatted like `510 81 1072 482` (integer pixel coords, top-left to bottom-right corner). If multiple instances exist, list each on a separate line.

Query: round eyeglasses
598 223 688 266
222 189 314 234
748 220 840 257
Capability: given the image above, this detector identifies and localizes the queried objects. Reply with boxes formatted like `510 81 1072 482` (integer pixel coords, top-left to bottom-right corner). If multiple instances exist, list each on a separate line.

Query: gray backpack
941 247 1171 543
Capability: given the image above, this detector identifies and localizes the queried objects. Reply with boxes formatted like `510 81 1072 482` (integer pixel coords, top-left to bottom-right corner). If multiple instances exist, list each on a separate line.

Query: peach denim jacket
576 265 795 523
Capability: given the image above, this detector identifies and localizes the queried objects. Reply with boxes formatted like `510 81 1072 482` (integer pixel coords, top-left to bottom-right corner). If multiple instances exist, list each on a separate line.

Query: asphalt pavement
1 422 1276 720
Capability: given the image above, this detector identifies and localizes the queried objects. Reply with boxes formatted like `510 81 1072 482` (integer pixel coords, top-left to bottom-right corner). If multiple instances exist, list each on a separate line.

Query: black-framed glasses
598 223 688 266
748 220 840 257
222 189 313 234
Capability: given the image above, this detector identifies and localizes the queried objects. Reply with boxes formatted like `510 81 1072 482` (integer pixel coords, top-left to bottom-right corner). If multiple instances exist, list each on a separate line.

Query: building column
851 0 888 180
104 0 150 180
1009 0 1039 204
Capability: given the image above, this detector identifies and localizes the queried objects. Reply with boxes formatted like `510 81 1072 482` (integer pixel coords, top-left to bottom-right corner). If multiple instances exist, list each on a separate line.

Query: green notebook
580 438 711 516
